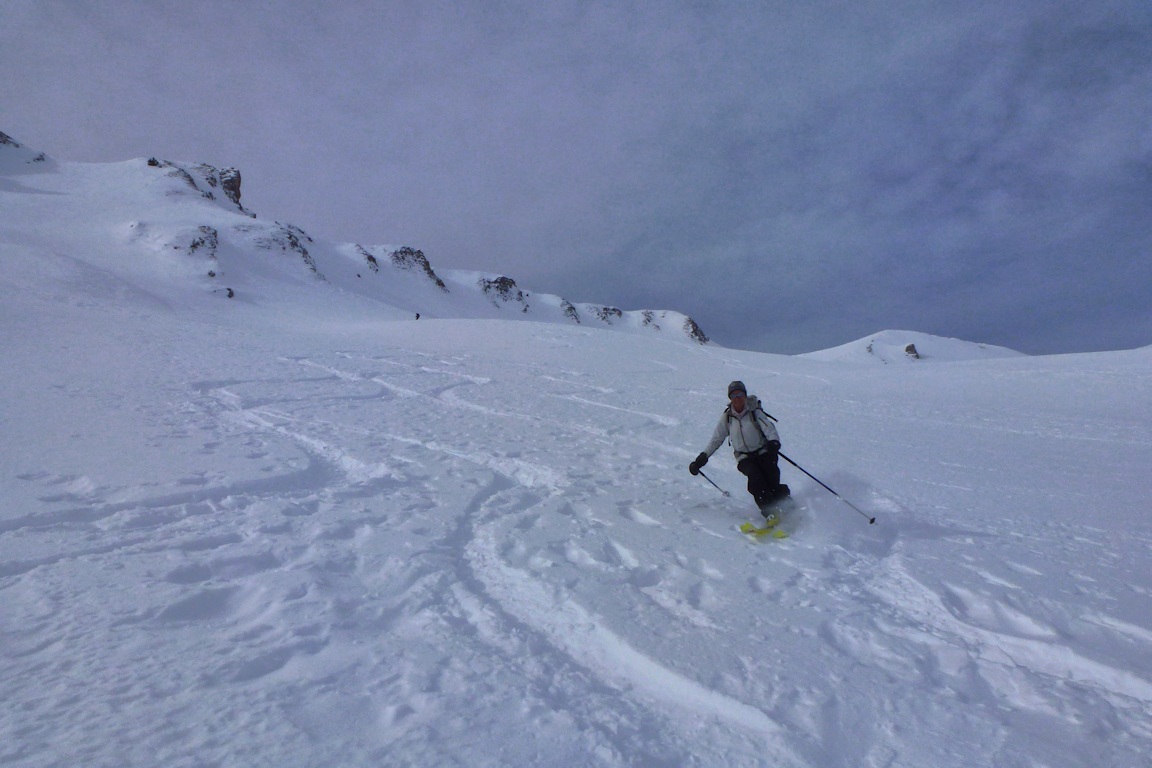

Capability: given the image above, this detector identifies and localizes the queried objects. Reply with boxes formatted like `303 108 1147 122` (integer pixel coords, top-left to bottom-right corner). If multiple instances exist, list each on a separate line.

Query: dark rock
256 223 323 278
391 247 448 291
562 300 580 324
479 276 529 312
165 164 201 193
189 226 219 259
150 160 252 214
593 306 623 324
683 317 709 344
355 245 380 272
220 168 242 207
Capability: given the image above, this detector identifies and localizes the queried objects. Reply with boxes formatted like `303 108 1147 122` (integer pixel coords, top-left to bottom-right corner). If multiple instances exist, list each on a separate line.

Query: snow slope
0 132 707 344
799 329 1026 364
4 136 1152 767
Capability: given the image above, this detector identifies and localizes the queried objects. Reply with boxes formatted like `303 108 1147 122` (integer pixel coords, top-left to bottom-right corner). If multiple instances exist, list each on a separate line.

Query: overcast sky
3 0 1150 353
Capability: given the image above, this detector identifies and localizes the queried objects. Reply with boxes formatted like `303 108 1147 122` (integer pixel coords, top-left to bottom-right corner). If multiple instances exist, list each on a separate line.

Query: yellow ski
739 521 788 539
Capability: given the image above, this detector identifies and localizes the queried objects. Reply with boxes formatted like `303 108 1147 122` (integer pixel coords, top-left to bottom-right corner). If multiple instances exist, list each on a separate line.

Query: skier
689 380 789 519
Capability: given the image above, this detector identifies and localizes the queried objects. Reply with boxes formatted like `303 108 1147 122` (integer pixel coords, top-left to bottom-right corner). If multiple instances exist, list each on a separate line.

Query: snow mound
800 329 1026 364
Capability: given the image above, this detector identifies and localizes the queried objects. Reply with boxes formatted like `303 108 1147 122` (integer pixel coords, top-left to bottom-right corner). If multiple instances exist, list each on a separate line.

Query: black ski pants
736 450 782 508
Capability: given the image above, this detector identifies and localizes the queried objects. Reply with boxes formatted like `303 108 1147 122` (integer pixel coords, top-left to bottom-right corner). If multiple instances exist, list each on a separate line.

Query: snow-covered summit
0 131 708 344
800 329 1026 364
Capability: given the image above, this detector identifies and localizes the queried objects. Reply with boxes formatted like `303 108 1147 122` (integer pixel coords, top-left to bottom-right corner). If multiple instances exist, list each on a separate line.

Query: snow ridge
0 131 708 344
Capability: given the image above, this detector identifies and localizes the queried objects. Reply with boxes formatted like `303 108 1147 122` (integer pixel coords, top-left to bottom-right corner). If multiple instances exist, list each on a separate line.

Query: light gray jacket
703 394 780 459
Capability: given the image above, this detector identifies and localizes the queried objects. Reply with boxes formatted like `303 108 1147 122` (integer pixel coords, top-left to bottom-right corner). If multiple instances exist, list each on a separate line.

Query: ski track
3 340 1151 767
864 554 1152 713
2 350 798 766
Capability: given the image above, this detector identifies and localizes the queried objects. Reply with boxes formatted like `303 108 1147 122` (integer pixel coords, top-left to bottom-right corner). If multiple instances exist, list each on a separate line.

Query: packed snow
3 136 1152 767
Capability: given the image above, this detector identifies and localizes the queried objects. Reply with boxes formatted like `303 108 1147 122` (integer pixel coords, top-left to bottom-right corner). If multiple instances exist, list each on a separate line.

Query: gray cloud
3 0 1150 353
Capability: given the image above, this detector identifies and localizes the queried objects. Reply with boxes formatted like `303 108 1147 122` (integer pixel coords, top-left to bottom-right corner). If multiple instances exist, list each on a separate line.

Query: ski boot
757 484 791 524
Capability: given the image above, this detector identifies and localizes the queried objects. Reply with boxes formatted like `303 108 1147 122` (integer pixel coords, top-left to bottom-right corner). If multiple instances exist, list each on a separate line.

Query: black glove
765 440 781 457
689 452 708 476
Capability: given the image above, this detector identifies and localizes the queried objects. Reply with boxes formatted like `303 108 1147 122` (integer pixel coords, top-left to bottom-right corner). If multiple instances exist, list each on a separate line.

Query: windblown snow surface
4 156 1152 768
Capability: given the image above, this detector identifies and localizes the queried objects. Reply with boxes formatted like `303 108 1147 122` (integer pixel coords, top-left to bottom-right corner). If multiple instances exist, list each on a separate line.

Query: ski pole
778 452 875 524
698 470 730 497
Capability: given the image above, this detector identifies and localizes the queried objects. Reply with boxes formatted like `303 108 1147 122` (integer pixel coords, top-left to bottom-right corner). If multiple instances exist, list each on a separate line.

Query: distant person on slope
689 380 789 519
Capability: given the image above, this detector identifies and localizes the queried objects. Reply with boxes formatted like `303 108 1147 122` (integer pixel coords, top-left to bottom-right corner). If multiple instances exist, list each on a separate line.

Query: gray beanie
727 380 746 398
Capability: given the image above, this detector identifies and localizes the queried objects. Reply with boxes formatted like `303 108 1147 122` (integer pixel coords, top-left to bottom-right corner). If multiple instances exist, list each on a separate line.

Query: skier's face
730 392 746 413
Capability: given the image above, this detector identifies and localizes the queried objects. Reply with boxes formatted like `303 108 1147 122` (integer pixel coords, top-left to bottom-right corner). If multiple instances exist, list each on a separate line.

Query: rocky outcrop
219 168 243 209
126 221 222 284
146 158 254 216
444 270 709 343
190 226 219 259
352 244 449 291
174 166 208 196
592 306 623 324
480 276 529 312
356 245 380 273
683 317 709 344
562 300 580 323
391 247 448 291
255 223 322 278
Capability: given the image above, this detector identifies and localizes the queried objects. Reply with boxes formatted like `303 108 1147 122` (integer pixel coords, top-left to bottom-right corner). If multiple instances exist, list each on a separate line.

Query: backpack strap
725 402 779 453
749 407 771 445
725 403 778 425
